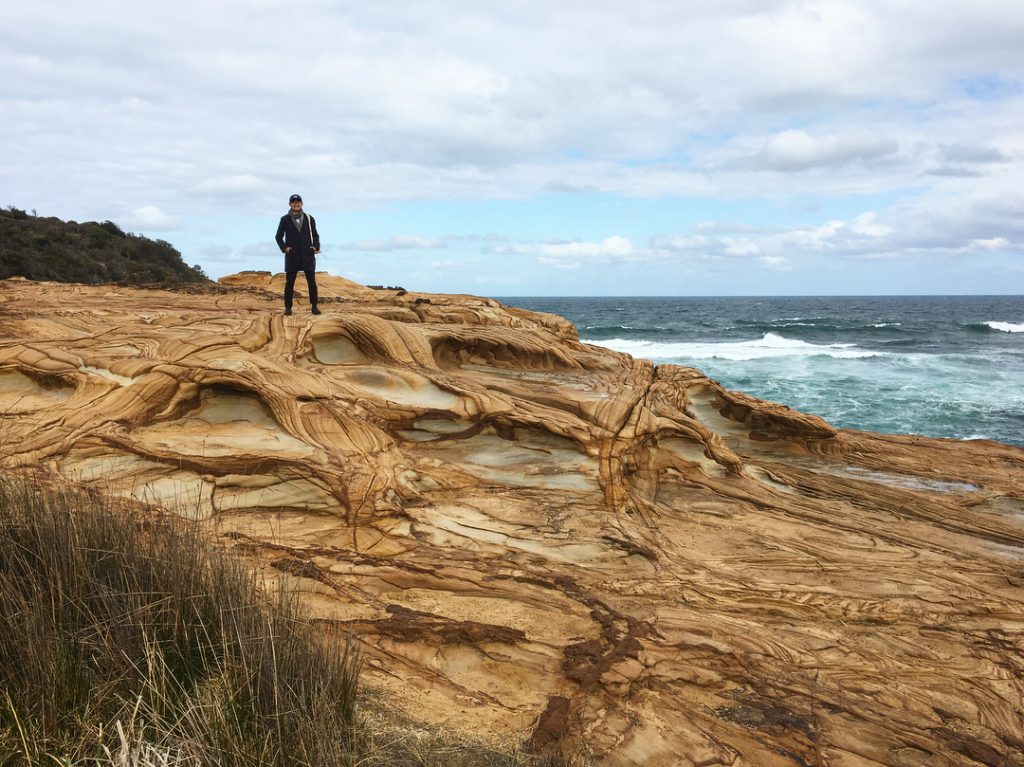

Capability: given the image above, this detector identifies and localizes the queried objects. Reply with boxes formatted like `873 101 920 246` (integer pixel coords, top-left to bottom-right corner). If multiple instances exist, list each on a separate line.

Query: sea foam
584 332 883 361
985 321 1024 333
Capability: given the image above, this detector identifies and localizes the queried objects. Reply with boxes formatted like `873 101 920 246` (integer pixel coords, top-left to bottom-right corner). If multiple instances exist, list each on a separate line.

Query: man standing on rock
275 193 321 315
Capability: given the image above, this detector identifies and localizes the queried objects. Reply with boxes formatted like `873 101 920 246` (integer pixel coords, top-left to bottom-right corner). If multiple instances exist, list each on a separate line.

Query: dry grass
0 475 591 767
0 474 359 766
351 693 592 767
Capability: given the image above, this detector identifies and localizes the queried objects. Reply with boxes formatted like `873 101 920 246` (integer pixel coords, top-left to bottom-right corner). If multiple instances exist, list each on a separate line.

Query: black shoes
311 305 322 315
284 308 292 316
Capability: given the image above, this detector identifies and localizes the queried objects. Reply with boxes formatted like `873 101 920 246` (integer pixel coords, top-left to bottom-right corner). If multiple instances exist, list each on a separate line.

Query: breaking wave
983 321 1024 333
585 332 884 361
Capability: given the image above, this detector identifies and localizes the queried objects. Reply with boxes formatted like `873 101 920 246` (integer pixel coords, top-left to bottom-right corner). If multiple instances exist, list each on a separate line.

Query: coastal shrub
0 208 210 285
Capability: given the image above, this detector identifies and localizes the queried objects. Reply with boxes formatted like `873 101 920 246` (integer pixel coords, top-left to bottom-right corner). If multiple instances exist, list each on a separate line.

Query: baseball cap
289 194 303 203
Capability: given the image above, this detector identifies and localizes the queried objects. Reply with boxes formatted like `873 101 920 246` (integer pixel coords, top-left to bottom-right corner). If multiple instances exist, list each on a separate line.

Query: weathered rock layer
2 272 1023 766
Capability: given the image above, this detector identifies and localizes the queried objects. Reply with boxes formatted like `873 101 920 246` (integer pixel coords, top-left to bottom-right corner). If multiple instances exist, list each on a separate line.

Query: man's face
290 200 303 213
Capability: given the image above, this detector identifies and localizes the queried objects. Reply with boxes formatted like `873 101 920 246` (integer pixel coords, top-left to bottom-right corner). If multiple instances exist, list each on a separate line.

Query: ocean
497 296 1024 448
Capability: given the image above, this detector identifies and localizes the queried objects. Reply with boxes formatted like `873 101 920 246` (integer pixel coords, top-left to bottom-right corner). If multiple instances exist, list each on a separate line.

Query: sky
2 1 1023 296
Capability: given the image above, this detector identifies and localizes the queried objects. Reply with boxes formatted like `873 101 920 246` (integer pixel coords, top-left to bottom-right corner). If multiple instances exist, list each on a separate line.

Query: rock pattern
2 272 1024 766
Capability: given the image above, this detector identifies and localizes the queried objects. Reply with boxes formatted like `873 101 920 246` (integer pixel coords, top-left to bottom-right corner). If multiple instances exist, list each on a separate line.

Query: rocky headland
1 272 1022 766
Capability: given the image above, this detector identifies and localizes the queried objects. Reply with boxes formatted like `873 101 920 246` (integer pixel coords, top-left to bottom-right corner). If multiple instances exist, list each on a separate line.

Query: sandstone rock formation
2 272 1023 766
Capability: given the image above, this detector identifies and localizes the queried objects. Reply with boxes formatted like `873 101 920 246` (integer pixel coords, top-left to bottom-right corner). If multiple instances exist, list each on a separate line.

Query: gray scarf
290 211 305 232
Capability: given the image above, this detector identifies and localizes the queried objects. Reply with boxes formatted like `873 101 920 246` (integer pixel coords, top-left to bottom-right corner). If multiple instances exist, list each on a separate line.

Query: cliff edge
2 272 1023 766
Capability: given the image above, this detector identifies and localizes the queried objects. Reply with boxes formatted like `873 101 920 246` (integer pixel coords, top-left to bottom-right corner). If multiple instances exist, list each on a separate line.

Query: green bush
0 208 210 285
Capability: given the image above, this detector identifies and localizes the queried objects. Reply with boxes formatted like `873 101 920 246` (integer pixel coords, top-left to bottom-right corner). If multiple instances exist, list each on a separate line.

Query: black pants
284 269 318 309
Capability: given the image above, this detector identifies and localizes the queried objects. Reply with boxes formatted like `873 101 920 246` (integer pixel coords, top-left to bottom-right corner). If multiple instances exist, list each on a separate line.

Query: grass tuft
0 476 357 766
0 475 591 766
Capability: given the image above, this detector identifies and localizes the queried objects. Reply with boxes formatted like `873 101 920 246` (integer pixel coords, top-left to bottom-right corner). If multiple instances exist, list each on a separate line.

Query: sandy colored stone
2 272 1023 766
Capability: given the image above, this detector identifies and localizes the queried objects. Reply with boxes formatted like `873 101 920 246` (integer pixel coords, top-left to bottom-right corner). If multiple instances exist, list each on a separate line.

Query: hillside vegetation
0 207 209 285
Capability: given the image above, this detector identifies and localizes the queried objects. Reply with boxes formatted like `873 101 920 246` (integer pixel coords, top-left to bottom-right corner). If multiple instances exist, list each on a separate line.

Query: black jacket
275 213 320 272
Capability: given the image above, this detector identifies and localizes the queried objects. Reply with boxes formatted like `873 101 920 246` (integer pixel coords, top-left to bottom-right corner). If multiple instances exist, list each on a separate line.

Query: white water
985 321 1024 333
587 332 884 361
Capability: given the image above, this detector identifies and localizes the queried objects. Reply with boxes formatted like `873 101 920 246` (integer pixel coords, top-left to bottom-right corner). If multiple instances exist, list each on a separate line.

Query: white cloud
535 236 634 260
760 255 791 270
241 242 279 258
339 235 446 252
722 239 763 257
924 166 987 178
966 237 1010 251
489 236 640 268
731 129 901 171
543 179 597 193
5 0 1023 211
651 195 1023 263
846 211 893 238
939 144 1011 164
694 221 775 235
123 206 180 231
195 175 269 194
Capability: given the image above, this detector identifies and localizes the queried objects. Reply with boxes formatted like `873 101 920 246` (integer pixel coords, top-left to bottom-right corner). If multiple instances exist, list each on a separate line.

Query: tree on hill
0 206 210 285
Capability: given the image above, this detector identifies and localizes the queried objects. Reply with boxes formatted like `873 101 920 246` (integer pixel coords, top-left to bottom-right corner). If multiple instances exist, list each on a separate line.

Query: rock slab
2 272 1023 766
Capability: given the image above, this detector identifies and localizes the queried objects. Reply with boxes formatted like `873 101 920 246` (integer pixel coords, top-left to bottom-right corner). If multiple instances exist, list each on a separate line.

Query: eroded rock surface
2 272 1023 766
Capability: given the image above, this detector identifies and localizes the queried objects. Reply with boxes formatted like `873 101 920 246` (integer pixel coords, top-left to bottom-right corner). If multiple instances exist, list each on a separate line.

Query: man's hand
314 248 320 254
285 246 292 253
